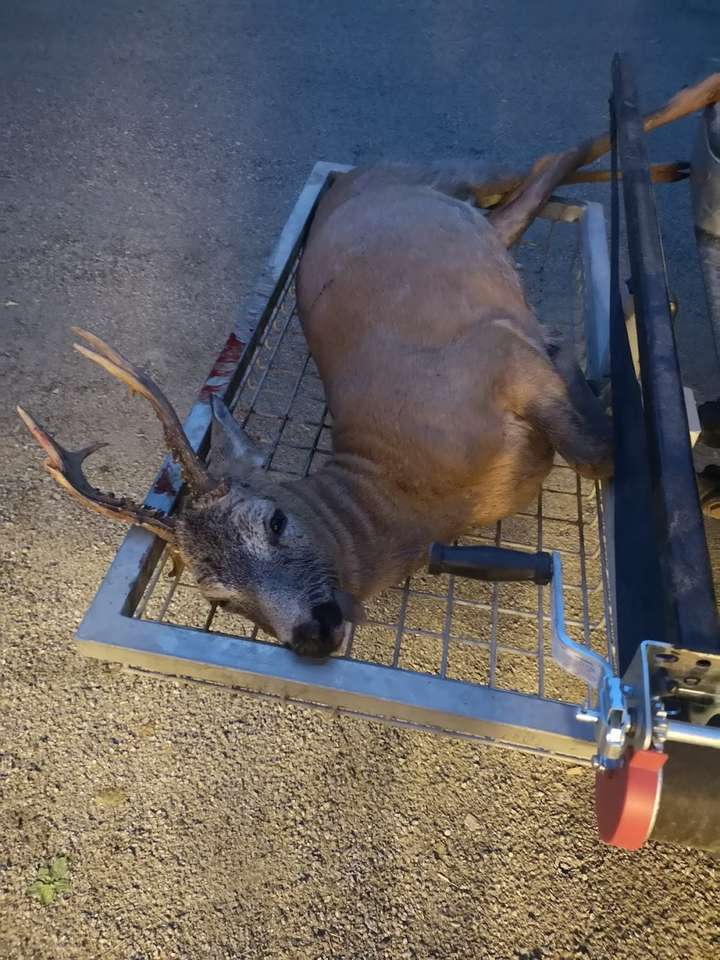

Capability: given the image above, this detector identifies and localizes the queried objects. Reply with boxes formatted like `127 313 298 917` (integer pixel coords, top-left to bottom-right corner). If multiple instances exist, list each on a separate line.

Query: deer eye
268 508 287 537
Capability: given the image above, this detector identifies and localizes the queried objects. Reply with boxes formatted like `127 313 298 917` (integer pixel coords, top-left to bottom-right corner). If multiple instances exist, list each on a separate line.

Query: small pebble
463 813 482 833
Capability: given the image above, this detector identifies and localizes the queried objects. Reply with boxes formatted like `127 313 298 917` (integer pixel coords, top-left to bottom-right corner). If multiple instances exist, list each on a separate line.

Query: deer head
18 330 364 657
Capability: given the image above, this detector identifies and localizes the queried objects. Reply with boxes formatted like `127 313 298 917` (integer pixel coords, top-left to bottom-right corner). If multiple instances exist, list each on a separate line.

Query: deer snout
290 601 346 659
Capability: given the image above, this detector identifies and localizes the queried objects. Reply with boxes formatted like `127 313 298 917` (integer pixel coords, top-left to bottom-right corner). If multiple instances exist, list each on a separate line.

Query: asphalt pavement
2 3 720 959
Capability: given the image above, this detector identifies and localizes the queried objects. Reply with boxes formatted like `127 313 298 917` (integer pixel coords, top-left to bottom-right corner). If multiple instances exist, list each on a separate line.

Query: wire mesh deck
132 212 613 712
76 164 612 761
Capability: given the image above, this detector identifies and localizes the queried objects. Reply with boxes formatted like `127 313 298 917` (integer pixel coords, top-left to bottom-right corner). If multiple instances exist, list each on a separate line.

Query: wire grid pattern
134 215 613 708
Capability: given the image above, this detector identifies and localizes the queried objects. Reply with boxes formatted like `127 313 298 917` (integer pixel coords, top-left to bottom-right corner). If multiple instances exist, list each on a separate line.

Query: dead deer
18 75 720 657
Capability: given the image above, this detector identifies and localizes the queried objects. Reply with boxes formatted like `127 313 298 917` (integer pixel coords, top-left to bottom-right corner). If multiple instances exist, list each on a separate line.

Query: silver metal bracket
629 641 720 746
550 554 720 768
550 551 614 688
551 551 630 769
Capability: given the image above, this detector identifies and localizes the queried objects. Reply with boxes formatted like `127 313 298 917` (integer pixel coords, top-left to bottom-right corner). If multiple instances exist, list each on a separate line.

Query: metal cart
74 57 720 851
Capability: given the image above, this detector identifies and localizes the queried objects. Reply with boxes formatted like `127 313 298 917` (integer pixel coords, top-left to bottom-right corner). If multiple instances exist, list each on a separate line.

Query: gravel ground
2 2 720 958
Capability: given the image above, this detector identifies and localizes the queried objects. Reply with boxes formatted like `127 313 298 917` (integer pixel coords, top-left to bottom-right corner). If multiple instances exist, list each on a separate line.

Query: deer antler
16 405 176 541
70 327 211 495
18 329 214 540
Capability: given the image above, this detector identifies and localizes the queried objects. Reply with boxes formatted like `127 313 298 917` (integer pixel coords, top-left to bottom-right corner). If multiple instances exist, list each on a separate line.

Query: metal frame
692 104 720 366
610 57 720 668
76 161 613 763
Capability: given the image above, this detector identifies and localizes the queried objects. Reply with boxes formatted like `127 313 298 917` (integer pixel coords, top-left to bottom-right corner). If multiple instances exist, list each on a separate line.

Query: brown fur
292 168 611 600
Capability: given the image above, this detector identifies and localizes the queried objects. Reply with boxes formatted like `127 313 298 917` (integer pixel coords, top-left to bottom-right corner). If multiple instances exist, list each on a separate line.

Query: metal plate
76 163 613 763
648 643 720 727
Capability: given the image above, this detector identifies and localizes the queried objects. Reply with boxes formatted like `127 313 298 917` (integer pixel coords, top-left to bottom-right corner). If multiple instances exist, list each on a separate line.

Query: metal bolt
652 701 669 748
576 708 599 724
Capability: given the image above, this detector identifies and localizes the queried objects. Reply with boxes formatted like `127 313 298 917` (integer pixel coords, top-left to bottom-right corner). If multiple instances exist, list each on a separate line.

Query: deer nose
290 601 344 658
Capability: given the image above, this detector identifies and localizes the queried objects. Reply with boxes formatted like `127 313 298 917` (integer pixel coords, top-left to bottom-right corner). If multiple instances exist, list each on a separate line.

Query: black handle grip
428 543 553 585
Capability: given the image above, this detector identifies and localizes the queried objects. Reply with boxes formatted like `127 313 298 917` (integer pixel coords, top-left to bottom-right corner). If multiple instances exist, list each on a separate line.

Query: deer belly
465 425 555 525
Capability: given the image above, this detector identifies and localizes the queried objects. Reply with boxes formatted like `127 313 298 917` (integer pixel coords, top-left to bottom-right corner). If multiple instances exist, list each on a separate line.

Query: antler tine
70 327 211 494
17 405 176 541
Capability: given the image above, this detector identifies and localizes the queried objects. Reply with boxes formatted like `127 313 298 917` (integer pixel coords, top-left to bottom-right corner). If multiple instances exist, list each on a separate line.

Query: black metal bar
612 55 720 658
608 74 668 672
428 544 553 584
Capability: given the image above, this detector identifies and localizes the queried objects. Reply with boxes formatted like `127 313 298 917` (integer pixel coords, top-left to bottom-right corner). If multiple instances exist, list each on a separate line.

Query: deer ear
209 396 266 479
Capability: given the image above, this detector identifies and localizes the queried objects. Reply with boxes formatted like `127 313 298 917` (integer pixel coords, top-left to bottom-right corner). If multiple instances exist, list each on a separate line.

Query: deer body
293 169 561 596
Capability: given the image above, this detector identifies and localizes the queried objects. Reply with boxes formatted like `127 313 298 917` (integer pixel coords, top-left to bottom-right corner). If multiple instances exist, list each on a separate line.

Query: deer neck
281 453 452 597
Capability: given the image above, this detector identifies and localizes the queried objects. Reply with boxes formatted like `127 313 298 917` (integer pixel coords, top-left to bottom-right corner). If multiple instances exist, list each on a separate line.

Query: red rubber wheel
595 748 668 850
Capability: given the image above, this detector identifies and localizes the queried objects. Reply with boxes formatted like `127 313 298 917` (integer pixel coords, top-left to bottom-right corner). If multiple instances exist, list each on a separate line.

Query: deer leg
511 342 614 481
